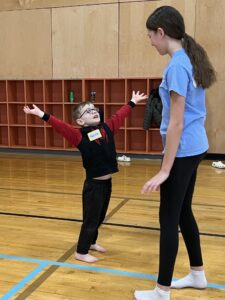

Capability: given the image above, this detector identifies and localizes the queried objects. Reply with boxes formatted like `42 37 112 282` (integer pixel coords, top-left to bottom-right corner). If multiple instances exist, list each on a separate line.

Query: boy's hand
131 91 148 104
23 104 44 118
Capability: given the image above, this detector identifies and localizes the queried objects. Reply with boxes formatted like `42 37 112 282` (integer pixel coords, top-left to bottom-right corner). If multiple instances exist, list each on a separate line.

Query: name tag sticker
87 129 102 141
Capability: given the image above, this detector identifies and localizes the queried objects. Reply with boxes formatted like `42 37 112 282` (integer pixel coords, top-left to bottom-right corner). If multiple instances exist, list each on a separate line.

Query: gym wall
0 0 224 154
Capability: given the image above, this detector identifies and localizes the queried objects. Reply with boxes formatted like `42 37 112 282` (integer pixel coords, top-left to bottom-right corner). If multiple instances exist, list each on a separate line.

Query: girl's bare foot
90 243 106 253
75 252 98 263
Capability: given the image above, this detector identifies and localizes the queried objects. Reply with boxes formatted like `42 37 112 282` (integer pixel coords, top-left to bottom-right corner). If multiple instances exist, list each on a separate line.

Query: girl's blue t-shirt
159 48 209 157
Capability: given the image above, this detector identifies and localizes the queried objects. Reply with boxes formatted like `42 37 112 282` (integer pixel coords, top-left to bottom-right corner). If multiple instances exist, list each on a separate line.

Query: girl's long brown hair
146 6 216 88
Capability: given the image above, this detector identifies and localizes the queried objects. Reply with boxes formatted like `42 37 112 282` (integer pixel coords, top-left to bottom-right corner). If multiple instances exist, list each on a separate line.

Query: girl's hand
141 170 169 193
23 104 44 118
131 91 148 104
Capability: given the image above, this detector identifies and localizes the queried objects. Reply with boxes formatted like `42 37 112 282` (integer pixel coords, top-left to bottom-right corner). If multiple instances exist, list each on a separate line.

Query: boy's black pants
77 178 112 254
158 152 206 286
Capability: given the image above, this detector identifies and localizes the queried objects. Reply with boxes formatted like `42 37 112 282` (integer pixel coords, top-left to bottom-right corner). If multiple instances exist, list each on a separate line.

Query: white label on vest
87 129 102 141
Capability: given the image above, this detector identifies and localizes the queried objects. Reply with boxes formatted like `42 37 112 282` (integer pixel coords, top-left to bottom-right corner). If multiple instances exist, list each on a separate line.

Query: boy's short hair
72 101 93 121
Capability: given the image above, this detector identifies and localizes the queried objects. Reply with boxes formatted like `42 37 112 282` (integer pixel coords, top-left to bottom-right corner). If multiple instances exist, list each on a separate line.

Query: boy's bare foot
75 252 98 263
90 243 106 253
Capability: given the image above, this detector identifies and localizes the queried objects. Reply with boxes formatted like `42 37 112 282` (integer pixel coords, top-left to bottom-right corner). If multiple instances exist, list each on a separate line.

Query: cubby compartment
126 105 145 128
84 80 104 103
149 78 162 92
45 104 63 120
26 80 44 103
148 129 163 152
8 104 26 125
126 129 147 153
64 80 82 103
105 79 125 104
0 104 8 124
95 104 104 123
64 139 76 150
45 127 64 148
7 80 25 102
44 80 63 102
64 104 76 124
126 79 148 101
9 126 26 147
0 81 7 102
27 127 45 148
114 129 125 152
0 126 9 146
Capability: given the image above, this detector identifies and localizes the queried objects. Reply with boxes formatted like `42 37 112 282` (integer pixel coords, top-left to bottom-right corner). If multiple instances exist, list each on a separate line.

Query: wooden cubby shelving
0 78 163 154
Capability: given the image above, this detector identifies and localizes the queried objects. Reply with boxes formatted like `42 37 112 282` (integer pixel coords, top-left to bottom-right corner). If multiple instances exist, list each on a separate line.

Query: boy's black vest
77 123 118 179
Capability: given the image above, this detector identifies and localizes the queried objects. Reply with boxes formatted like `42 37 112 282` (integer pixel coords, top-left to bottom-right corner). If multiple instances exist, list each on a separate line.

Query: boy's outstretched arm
23 104 82 147
106 91 147 134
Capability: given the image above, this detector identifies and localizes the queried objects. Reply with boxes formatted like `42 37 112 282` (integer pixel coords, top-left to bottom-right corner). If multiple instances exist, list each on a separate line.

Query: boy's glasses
79 107 99 118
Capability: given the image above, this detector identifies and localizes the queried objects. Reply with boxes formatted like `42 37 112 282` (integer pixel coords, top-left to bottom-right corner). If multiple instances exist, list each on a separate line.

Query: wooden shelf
45 80 63 102
0 81 7 102
7 80 25 102
45 104 63 119
126 129 147 153
46 127 64 148
0 126 8 146
0 78 163 154
105 79 125 104
26 80 44 103
8 104 26 125
84 79 104 103
27 127 45 148
0 104 8 124
126 79 148 102
127 106 146 128
9 126 26 147
148 129 163 152
64 80 82 103
114 129 125 152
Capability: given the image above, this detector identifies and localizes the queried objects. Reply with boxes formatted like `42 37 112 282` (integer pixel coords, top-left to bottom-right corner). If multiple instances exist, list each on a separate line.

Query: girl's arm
141 91 185 193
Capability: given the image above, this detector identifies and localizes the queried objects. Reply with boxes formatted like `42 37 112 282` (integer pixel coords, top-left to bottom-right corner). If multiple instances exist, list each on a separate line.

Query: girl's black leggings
158 152 206 286
77 178 111 254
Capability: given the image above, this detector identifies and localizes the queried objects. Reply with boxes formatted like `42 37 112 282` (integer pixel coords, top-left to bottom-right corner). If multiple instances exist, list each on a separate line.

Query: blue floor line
0 253 224 292
0 253 157 280
1 262 48 300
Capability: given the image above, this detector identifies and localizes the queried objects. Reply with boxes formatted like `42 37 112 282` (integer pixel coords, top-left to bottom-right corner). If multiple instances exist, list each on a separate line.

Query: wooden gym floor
0 152 224 300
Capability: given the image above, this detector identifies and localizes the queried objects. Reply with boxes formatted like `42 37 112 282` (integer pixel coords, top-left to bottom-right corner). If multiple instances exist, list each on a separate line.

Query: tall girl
135 5 216 300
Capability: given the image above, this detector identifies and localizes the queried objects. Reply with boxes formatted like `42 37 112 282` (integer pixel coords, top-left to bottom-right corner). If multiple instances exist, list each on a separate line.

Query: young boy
23 91 147 263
